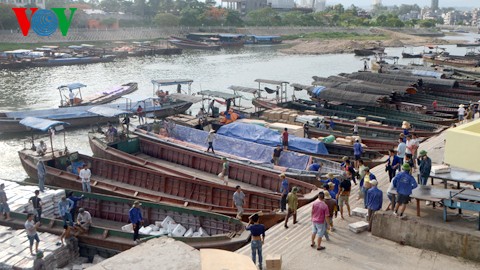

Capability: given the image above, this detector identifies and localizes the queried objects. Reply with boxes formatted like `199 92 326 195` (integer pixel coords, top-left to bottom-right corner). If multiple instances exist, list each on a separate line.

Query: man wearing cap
205 130 216 154
311 192 330 251
284 187 298 228
366 180 383 232
129 201 144 243
75 208 92 235
233 186 245 219
272 145 283 166
33 250 45 270
393 163 418 218
360 167 376 209
219 157 229 185
353 139 363 170
323 190 336 236
320 173 340 195
58 196 74 227
279 174 289 212
417 150 432 186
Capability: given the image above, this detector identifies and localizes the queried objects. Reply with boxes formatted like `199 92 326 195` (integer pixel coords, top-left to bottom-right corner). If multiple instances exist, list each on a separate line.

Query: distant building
1 0 46 9
268 0 295 9
313 0 326 11
372 0 382 6
221 0 268 15
431 0 439 11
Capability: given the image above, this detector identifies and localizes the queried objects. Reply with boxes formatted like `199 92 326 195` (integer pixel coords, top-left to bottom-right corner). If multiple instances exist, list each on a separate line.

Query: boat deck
134 153 278 195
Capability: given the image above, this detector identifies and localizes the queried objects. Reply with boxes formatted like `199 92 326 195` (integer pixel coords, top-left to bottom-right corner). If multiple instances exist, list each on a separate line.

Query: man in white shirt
75 208 92 235
458 104 465 122
69 90 75 106
405 135 414 160
78 164 91 193
36 141 47 155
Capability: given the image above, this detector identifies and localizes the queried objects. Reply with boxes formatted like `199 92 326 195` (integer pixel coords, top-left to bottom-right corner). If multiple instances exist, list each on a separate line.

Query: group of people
21 189 91 261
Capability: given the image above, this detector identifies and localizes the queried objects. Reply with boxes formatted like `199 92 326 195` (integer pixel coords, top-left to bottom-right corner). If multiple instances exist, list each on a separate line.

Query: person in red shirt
432 100 437 111
136 105 145 125
282 128 289 150
310 192 330 251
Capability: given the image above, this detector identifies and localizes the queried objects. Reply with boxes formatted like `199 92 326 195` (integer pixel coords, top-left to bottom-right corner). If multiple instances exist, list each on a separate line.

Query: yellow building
444 119 480 173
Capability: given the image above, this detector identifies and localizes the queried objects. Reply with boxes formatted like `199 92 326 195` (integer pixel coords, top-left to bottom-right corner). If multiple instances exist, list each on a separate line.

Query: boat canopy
228 85 259 94
168 93 203 103
151 79 193 86
411 70 445 79
87 106 129 117
58 83 87 90
68 45 83 49
218 34 244 38
254 79 289 85
249 35 281 40
197 90 241 100
42 46 59 49
19 117 69 131
4 49 31 54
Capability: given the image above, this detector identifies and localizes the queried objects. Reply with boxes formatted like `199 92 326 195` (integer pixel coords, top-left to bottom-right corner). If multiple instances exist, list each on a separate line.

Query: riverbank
279 28 456 55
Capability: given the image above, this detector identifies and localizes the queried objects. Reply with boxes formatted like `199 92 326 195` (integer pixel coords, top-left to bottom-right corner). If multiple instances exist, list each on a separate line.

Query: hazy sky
328 0 479 8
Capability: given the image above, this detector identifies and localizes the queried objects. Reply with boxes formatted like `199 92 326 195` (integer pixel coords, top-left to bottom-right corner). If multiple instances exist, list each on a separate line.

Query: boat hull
59 82 138 108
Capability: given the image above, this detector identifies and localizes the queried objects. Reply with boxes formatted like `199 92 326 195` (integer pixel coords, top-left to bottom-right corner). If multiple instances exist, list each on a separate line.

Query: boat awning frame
57 83 87 90
254 79 289 85
87 106 130 117
228 85 260 94
19 117 70 132
197 90 241 100
168 93 203 103
151 79 194 87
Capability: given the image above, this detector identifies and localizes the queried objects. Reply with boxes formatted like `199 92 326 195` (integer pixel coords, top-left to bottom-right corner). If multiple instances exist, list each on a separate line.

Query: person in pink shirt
310 192 330 251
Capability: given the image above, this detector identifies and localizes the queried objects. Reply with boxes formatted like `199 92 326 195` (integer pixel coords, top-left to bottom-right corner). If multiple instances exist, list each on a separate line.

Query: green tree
246 8 281 26
154 12 180 26
225 10 243 26
282 11 304 26
418 19 437 28
180 7 202 26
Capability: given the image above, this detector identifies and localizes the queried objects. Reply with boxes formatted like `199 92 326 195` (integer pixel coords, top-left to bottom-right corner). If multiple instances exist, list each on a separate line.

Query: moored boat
58 82 138 108
0 182 249 252
168 36 221 51
19 149 291 229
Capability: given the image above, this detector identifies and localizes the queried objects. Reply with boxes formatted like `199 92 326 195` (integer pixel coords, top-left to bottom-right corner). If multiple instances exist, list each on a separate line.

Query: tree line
0 1 443 30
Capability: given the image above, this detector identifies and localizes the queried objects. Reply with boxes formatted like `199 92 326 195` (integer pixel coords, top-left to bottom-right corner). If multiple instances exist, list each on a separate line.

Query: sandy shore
280 28 456 55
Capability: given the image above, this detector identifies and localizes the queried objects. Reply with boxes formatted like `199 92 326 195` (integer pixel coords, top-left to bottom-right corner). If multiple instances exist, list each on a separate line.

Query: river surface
0 33 478 181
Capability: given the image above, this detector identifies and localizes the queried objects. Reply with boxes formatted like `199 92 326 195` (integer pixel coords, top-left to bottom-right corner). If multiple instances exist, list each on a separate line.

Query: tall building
0 0 46 9
431 0 439 11
314 0 326 11
373 0 382 6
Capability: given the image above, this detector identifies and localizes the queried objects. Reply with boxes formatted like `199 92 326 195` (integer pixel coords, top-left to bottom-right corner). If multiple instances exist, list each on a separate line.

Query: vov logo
12 8 77 37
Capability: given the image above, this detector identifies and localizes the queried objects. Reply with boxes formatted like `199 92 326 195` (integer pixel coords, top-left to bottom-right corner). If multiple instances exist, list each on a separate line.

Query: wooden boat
244 35 282 45
354 48 384 56
19 149 292 229
423 55 480 68
456 43 480 47
168 36 221 51
0 188 249 252
58 82 138 108
402 52 423 58
30 55 116 67
284 100 444 135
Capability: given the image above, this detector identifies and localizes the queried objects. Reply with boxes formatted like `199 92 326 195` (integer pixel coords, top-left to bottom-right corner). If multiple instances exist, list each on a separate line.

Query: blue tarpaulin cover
312 86 326 97
217 122 329 155
172 124 310 170
19 117 69 131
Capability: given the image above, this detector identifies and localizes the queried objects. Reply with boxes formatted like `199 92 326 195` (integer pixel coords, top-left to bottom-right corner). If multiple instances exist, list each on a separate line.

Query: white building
372 0 382 6
0 0 46 9
313 0 326 11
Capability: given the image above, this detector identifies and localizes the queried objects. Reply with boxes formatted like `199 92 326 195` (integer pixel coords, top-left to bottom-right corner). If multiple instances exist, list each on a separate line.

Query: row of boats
168 33 282 51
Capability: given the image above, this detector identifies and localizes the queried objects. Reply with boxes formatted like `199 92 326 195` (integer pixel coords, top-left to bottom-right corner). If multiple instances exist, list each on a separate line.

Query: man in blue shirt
58 196 74 227
129 201 144 244
393 163 418 218
417 150 432 186
386 149 401 182
366 180 383 232
353 139 363 170
67 191 84 222
279 174 289 212
320 173 340 195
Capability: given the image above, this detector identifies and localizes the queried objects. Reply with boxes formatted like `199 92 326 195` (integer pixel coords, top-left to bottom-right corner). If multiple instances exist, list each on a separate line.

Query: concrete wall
444 119 480 173
372 212 480 262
